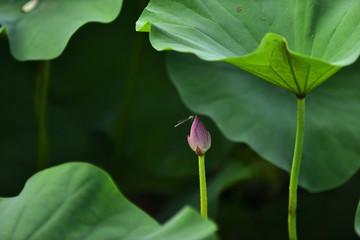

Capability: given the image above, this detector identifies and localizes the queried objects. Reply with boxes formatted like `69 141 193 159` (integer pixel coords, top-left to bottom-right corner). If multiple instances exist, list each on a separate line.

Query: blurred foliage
0 0 359 239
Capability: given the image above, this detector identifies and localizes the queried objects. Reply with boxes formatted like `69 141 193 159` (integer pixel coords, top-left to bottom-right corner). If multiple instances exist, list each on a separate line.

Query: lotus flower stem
198 154 208 219
34 60 51 171
288 97 305 240
185 115 211 218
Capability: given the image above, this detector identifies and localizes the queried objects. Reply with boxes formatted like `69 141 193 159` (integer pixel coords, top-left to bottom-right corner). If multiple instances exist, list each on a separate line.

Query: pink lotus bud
187 115 211 156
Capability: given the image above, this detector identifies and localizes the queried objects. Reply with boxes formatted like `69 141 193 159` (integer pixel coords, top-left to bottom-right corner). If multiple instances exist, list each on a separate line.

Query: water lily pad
0 162 216 240
136 0 360 95
167 52 360 192
0 0 123 60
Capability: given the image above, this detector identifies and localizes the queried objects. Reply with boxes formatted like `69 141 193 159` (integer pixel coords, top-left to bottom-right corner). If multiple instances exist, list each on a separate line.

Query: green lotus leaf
136 0 360 96
0 0 123 60
167 52 360 192
0 162 216 240
356 201 360 237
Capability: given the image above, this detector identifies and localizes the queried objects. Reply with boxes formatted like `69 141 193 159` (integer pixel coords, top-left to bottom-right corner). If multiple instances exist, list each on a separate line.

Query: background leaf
0 162 216 240
136 0 360 94
0 0 123 60
167 52 360 192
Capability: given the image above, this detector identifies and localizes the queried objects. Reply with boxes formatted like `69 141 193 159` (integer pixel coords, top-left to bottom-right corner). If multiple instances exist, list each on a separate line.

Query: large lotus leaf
0 162 216 240
136 0 360 96
167 52 360 192
356 201 360 237
0 0 123 60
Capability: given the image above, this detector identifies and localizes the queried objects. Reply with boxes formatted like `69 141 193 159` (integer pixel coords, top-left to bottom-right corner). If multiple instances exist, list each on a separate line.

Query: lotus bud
187 115 211 156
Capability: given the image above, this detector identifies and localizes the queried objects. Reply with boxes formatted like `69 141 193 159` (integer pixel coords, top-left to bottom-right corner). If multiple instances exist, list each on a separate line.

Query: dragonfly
174 115 194 128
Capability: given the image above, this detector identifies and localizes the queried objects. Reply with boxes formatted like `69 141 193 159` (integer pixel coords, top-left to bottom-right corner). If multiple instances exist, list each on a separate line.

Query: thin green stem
34 60 51 171
198 155 208 219
288 97 305 240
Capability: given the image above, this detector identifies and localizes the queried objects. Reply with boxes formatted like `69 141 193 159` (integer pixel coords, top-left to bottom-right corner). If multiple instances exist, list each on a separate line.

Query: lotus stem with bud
187 115 211 218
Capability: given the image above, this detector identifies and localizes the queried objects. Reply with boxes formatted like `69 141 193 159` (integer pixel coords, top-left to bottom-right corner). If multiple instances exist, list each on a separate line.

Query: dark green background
0 0 359 239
